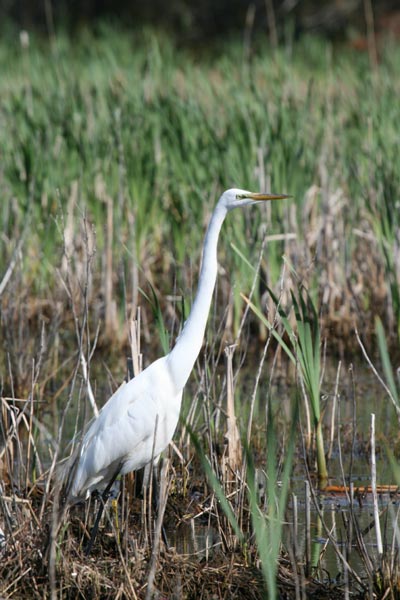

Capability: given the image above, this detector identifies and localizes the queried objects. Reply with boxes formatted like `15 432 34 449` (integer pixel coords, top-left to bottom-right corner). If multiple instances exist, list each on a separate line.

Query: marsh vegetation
1 26 400 598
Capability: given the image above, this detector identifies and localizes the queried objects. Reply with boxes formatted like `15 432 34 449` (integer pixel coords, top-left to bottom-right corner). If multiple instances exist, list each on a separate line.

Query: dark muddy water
48 356 399 582
165 358 400 581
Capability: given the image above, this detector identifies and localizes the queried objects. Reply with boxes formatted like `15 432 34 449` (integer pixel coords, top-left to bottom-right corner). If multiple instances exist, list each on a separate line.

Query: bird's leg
151 465 169 548
84 470 120 556
126 356 134 380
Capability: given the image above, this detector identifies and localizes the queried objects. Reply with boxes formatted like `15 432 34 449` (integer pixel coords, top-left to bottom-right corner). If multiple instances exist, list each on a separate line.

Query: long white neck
167 201 228 390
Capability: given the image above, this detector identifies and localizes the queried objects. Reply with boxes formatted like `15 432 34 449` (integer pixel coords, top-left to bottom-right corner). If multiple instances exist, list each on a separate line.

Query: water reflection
168 520 221 559
49 356 400 580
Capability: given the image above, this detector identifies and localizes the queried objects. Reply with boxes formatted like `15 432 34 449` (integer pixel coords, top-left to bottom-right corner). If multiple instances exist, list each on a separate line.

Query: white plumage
66 188 288 503
70 357 179 500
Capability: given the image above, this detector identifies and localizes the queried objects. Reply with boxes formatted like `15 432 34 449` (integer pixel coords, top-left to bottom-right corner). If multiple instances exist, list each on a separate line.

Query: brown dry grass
0 486 366 600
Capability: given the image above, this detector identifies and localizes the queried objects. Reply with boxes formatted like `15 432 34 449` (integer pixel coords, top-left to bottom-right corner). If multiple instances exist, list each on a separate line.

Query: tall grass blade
240 293 295 364
247 399 297 599
139 283 170 354
187 427 244 544
375 317 400 408
243 285 327 481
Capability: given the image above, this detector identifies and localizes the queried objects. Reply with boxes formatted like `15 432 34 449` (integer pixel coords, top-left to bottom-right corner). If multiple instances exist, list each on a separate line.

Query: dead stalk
130 310 142 377
145 459 171 600
105 194 117 339
327 360 341 461
370 413 383 556
224 345 242 482
355 327 400 421
304 480 311 577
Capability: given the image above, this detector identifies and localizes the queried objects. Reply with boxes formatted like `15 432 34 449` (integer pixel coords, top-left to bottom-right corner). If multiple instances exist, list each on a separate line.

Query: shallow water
165 357 400 581
165 466 400 583
41 354 400 583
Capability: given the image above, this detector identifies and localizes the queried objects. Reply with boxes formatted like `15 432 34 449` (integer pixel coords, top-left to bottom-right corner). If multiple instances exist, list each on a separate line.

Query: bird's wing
71 357 178 498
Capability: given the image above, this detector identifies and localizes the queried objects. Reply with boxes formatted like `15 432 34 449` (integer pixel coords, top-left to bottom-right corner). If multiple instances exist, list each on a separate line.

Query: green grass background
1 26 399 350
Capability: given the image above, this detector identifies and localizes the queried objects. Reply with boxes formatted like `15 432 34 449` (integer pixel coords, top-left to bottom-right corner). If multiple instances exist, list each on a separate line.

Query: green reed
242 283 328 482
1 28 400 357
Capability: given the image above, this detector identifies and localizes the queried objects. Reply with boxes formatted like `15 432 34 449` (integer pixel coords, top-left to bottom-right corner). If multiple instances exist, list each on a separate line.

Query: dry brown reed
1 199 400 600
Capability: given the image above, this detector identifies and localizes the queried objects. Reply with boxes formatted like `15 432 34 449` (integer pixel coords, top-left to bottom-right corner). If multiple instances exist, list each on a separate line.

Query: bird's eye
236 194 246 200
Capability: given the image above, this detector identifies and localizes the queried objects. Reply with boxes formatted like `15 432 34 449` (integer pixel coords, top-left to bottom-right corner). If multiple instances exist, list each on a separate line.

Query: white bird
64 188 288 550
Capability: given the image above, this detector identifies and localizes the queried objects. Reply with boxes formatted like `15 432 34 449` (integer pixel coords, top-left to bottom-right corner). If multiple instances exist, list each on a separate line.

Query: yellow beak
247 192 291 201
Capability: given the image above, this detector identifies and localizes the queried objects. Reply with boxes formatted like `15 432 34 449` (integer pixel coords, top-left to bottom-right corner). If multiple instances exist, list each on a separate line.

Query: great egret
64 188 289 551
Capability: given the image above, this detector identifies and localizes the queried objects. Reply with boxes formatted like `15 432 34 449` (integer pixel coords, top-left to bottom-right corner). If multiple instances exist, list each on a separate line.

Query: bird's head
220 188 290 211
